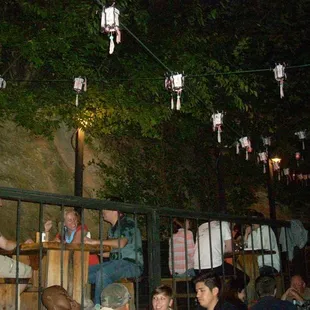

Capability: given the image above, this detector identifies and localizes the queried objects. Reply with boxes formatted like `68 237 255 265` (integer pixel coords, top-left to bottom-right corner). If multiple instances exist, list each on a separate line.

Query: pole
267 158 276 220
74 128 84 197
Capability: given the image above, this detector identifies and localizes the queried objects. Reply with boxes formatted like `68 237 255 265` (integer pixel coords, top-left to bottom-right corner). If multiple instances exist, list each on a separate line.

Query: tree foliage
1 0 310 213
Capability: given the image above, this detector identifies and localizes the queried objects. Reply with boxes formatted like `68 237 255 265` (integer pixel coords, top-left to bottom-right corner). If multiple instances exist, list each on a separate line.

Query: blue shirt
108 215 144 271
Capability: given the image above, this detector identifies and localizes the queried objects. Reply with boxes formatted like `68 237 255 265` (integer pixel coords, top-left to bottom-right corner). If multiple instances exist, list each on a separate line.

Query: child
152 285 173 310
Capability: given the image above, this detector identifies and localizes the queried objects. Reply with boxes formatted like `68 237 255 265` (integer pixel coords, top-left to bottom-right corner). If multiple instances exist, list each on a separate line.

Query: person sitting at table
44 209 99 266
100 283 131 310
0 231 32 293
251 275 295 309
194 220 249 285
281 274 310 306
244 211 280 276
84 209 144 305
169 218 195 278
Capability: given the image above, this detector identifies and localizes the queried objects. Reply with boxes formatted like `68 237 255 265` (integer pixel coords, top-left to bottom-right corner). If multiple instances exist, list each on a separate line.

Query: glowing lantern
212 112 224 143
165 73 184 110
273 63 286 98
73 77 87 107
295 131 307 150
239 136 252 160
101 5 121 54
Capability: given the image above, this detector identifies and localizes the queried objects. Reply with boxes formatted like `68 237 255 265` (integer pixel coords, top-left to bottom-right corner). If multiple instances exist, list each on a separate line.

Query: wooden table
0 242 110 305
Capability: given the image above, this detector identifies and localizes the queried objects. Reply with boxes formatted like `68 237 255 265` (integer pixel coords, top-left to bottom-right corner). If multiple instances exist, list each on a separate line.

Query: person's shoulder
220 301 238 310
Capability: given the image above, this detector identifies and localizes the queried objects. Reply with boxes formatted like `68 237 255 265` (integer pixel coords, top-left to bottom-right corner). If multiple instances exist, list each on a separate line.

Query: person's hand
287 288 304 302
24 239 34 244
44 220 53 233
84 237 96 245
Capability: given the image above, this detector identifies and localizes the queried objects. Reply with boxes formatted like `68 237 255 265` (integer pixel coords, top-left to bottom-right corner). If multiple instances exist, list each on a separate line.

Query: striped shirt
169 228 195 275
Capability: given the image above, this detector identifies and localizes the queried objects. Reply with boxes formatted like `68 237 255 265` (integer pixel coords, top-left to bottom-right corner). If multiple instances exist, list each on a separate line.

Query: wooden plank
72 251 89 303
0 284 20 310
45 250 69 290
20 291 39 310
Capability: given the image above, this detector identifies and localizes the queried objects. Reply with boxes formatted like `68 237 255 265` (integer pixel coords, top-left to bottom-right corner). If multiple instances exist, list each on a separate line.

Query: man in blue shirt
85 210 143 305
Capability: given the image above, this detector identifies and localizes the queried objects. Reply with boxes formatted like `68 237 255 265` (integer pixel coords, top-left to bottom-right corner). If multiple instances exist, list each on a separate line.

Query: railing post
147 209 161 292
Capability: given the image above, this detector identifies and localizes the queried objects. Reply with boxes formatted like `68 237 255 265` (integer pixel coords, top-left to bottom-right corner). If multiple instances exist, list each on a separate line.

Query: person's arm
84 236 128 248
0 235 17 251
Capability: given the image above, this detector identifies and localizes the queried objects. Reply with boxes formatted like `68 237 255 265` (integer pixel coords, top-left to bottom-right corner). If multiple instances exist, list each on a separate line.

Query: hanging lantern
211 112 224 143
258 152 268 173
101 5 121 54
261 136 271 154
283 168 291 185
0 76 6 89
73 77 87 107
239 136 252 160
273 63 286 98
295 130 307 150
165 72 184 110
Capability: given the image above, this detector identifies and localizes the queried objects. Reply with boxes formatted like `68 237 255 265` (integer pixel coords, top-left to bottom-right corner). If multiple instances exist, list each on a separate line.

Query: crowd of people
0 206 309 309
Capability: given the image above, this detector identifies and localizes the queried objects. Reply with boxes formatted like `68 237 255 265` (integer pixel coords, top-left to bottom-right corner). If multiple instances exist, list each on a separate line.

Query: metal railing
0 186 306 310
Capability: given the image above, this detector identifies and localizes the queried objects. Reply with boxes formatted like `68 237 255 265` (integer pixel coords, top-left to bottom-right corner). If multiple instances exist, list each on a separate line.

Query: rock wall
0 121 104 239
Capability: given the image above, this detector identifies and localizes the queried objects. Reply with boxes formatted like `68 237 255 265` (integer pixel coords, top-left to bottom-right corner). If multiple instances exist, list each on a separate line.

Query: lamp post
74 128 85 197
267 157 281 220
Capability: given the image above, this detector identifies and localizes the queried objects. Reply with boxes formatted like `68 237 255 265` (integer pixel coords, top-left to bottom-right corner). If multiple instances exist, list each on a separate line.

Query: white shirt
247 225 280 272
194 221 231 270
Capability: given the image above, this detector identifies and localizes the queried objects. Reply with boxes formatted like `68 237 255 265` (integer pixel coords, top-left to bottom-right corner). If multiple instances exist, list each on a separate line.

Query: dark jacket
251 296 296 310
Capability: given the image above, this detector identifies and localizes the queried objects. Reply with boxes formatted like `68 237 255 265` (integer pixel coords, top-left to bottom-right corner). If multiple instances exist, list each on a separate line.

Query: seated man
85 210 144 305
0 231 32 293
194 220 249 285
244 211 280 275
151 285 173 310
100 283 131 310
193 271 237 310
281 274 310 306
252 275 295 309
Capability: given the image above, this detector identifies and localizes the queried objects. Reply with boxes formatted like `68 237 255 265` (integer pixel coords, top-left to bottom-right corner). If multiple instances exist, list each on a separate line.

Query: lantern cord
185 85 244 140
120 22 173 73
186 63 310 78
4 62 310 83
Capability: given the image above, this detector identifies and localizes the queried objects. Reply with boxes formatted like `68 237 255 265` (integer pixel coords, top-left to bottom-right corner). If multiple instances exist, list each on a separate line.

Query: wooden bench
0 284 20 310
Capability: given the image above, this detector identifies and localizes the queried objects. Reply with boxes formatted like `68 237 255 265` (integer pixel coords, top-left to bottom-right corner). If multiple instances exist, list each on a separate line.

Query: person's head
193 272 222 309
101 283 130 310
248 210 265 230
102 210 124 226
64 210 80 232
291 275 306 294
255 275 276 298
151 285 173 310
41 285 81 310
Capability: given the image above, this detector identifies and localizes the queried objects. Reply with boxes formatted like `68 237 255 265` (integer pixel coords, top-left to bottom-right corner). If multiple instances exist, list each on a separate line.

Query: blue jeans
88 259 142 305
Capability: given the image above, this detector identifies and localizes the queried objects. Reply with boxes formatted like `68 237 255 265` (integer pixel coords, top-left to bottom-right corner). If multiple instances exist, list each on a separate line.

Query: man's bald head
291 275 306 294
41 285 81 310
